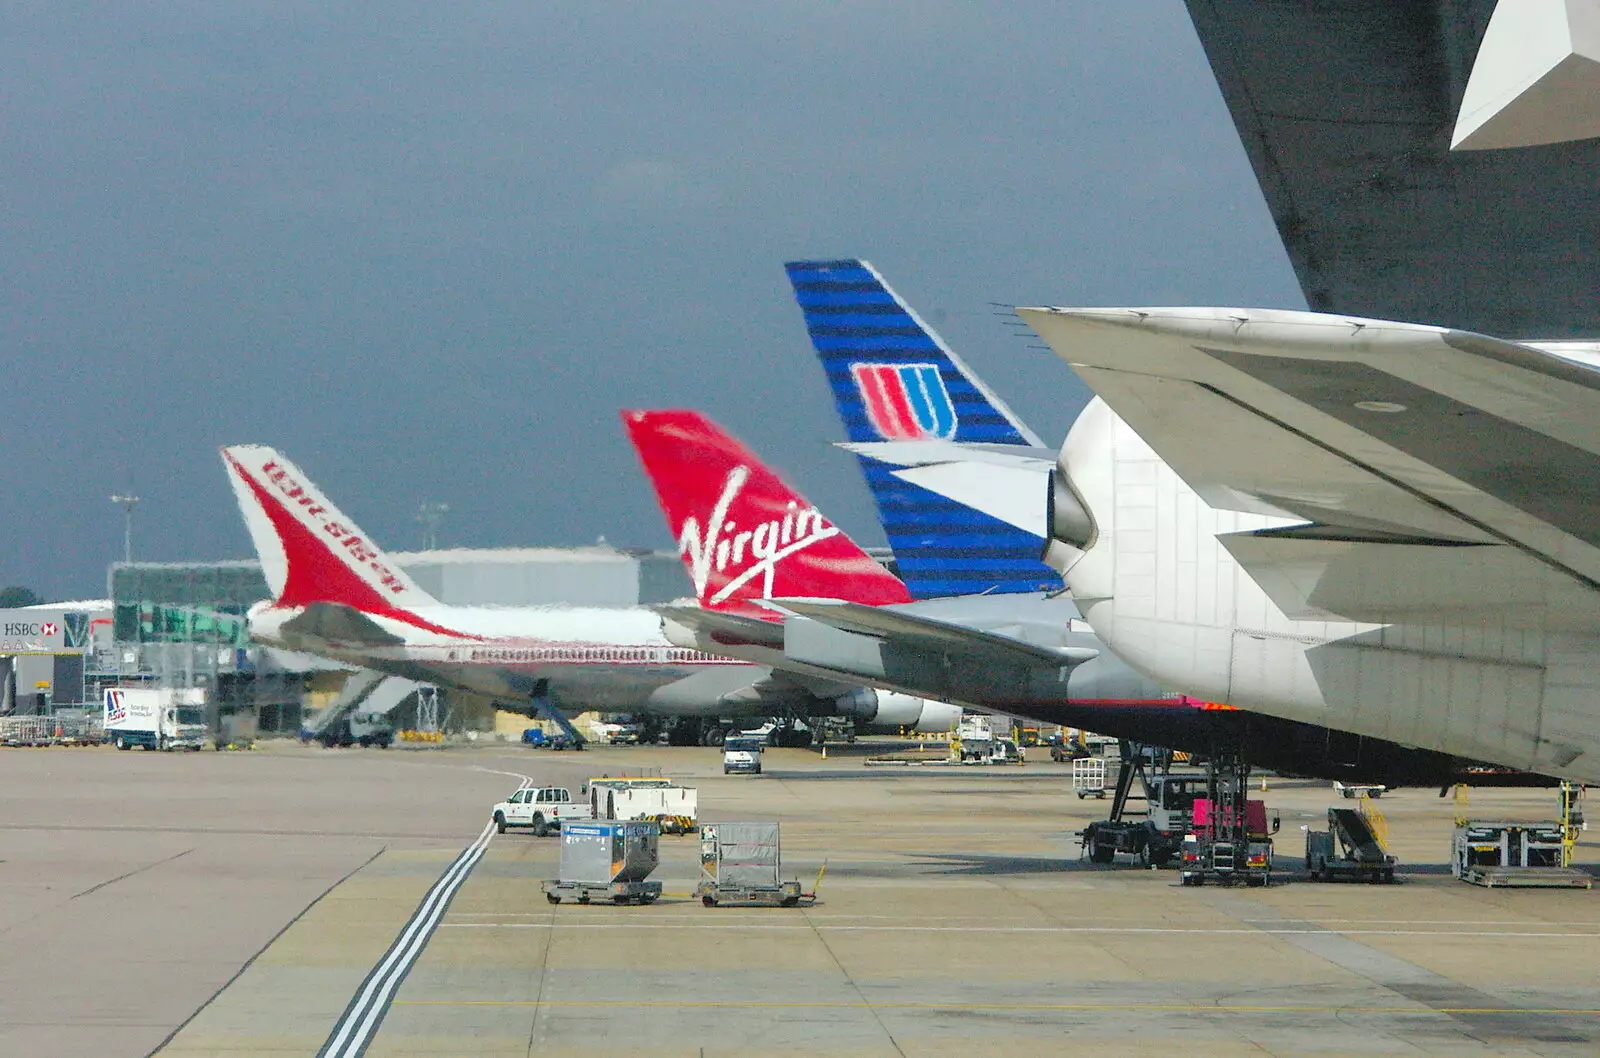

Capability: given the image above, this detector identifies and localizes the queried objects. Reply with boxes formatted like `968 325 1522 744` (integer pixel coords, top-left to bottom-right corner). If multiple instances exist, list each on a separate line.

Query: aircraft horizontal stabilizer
278 601 407 648
775 599 1098 669
655 603 785 650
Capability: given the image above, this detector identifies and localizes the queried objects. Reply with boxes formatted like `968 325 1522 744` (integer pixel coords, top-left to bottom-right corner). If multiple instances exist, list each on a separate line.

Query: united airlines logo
676 466 839 606
850 363 957 440
105 690 128 724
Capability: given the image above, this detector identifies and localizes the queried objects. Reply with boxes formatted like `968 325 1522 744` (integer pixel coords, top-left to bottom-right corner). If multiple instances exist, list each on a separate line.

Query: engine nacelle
833 689 961 733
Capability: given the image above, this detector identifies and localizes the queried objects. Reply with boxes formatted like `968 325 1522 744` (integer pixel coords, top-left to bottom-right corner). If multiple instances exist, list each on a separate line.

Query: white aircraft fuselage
248 599 757 714
1047 395 1600 784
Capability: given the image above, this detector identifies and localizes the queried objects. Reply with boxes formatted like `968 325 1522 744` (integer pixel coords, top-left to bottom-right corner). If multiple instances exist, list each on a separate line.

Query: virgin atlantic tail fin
220 445 440 614
620 410 911 614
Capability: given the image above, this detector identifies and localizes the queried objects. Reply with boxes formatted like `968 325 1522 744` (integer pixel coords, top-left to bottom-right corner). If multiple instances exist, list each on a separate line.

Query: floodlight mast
110 494 139 563
417 501 449 551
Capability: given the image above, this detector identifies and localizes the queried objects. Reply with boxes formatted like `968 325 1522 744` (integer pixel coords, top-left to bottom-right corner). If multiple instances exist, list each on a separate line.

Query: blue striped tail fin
785 259 1063 599
784 259 1040 446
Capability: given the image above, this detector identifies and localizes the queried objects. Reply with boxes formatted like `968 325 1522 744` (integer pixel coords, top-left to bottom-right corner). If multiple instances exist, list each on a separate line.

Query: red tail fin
622 410 912 613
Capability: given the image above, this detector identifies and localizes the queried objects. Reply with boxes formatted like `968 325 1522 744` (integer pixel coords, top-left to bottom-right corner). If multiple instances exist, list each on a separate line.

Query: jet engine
832 688 962 733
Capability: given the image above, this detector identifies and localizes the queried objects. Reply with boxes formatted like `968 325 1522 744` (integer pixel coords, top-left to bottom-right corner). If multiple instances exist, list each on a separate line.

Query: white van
722 735 764 775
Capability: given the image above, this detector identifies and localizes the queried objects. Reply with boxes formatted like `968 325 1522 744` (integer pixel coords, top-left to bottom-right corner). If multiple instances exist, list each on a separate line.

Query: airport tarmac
4 740 1599 1056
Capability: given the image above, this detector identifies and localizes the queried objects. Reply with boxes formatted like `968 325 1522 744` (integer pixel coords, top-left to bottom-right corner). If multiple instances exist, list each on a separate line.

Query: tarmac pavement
4 739 1599 1056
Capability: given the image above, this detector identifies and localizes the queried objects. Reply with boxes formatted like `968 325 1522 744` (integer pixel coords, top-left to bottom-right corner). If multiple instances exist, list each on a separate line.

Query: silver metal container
558 821 660 884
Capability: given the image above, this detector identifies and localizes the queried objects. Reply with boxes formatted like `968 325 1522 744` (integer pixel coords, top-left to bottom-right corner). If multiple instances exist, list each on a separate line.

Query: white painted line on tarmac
319 820 496 1058
439 922 1600 939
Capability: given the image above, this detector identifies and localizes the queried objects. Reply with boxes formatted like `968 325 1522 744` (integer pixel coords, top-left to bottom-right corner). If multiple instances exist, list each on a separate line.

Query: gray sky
1 1 1301 599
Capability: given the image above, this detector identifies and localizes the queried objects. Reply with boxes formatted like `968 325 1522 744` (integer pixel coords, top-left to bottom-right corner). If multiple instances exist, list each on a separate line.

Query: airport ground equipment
722 735 763 775
214 709 258 751
696 822 815 907
529 695 587 749
589 776 698 833
316 710 394 748
1072 757 1107 799
492 785 593 835
1305 805 1396 883
1079 745 1205 866
1333 781 1386 799
542 821 662 904
1177 755 1277 887
1050 733 1092 762
951 715 995 762
0 714 104 747
1452 821 1592 888
103 688 206 751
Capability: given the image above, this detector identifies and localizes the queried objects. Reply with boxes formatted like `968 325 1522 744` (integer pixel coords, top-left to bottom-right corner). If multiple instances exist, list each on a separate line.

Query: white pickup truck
491 786 593 836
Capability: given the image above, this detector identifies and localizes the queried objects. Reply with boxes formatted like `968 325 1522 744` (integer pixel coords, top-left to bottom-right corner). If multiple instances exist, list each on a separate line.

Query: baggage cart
1452 821 1593 889
696 822 816 907
1072 756 1107 799
542 821 663 905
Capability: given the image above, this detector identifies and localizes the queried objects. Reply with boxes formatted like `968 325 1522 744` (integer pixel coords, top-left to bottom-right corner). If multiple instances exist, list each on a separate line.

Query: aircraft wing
1181 0 1600 338
775 598 1098 669
1020 305 1600 627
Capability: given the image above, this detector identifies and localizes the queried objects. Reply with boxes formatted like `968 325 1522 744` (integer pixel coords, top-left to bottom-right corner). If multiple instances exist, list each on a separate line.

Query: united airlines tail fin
220 445 441 615
784 259 1063 598
621 410 912 615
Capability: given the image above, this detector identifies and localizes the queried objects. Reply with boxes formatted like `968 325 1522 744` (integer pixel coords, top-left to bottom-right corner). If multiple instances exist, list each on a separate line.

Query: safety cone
821 744 827 759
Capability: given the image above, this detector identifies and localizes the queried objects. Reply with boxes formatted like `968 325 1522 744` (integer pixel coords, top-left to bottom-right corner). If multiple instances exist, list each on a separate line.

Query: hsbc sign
0 610 92 654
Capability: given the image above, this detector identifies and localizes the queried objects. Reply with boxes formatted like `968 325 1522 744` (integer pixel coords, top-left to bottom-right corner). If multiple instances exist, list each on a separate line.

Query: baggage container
697 822 813 907
543 820 662 905
559 820 660 883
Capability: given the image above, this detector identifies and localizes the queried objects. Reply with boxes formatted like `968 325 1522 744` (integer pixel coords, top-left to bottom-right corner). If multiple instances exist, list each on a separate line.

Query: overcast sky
1 1 1301 599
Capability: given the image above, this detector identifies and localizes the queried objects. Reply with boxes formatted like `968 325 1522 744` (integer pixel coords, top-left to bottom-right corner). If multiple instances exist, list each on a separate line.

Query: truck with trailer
103 688 207 751
492 786 594 835
589 777 699 833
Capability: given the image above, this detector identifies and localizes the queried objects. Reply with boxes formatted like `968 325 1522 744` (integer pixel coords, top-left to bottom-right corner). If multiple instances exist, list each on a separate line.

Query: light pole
110 494 139 563
417 502 449 551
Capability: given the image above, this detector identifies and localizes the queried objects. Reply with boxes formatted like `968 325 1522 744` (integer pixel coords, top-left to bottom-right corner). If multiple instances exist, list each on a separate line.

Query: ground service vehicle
1305 807 1396 883
319 711 394 748
723 736 763 775
1178 785 1278 888
1081 773 1206 866
103 688 207 751
492 786 593 835
589 777 698 833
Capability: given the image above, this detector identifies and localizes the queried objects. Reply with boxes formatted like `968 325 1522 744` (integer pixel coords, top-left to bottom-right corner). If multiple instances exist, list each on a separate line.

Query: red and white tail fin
621 410 912 613
220 445 440 614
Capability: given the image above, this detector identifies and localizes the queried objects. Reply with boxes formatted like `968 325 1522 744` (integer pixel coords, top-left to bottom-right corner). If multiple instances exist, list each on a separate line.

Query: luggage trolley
696 822 818 907
1072 756 1108 799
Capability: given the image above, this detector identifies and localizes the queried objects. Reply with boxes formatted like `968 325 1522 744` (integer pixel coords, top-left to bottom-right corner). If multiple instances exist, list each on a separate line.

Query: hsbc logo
3 622 52 637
